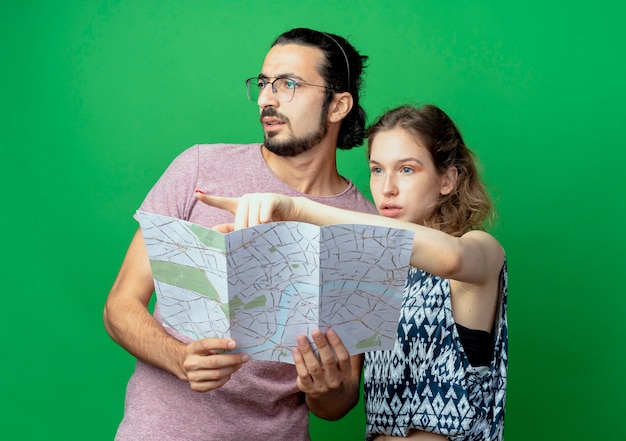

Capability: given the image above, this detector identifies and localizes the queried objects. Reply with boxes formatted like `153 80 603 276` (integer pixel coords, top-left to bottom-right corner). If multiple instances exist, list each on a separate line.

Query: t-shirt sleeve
138 145 200 220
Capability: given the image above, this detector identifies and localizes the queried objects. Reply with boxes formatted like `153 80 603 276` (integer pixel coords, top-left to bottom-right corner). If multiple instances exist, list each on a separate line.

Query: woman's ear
328 92 353 123
440 166 458 195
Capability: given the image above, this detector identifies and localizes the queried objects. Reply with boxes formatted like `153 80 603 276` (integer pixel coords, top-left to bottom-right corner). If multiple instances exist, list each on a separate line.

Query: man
104 28 375 441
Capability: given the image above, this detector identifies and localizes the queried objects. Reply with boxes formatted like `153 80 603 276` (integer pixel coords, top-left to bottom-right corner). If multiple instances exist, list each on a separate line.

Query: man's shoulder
192 143 261 154
173 143 262 165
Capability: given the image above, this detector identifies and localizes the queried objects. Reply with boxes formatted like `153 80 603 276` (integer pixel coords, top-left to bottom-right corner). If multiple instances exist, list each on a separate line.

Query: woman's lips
379 204 402 218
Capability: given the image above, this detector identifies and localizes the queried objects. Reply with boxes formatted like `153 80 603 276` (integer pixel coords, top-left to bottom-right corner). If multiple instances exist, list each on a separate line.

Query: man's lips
261 117 286 132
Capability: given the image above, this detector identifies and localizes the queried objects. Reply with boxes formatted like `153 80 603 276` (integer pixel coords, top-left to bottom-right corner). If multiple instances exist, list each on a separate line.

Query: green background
2 1 624 439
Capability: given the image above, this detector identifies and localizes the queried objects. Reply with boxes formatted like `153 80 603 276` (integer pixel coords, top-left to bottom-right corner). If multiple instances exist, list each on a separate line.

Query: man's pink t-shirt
115 144 376 441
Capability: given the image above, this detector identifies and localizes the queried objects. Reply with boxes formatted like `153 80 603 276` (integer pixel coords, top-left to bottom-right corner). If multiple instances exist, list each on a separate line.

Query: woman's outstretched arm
196 192 503 285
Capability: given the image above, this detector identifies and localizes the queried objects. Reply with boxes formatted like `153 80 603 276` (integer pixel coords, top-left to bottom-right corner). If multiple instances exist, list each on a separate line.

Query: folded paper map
137 211 414 363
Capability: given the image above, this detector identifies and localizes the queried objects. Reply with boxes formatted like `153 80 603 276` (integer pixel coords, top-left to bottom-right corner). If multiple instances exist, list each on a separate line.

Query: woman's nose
382 176 398 196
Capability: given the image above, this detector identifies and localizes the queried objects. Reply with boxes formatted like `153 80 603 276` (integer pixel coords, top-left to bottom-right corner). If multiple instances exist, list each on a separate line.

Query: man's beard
262 106 329 157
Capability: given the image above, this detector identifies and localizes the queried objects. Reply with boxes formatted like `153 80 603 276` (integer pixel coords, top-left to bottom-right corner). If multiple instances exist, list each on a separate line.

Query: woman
197 104 507 440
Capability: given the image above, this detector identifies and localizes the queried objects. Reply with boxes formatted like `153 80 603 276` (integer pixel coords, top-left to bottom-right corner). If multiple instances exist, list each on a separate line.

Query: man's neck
261 144 348 196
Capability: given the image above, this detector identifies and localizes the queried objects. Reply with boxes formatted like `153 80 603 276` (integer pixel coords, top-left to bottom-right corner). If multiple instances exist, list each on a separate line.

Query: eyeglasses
245 77 333 103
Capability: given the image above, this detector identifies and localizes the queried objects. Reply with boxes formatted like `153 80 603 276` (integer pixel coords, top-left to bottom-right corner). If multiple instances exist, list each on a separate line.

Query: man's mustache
260 108 289 124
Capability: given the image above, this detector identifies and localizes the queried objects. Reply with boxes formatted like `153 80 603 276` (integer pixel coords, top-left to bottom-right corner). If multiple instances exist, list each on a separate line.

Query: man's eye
256 79 266 88
283 79 297 89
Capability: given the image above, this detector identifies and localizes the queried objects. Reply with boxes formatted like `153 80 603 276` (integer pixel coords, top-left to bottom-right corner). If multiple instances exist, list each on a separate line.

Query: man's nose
257 83 279 108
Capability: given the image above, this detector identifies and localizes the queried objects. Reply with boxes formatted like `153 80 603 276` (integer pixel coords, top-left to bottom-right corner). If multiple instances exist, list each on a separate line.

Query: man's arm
103 228 249 389
104 228 189 377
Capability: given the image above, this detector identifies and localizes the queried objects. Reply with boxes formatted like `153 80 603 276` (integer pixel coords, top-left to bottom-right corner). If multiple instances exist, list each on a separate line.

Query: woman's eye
370 167 382 174
401 166 414 174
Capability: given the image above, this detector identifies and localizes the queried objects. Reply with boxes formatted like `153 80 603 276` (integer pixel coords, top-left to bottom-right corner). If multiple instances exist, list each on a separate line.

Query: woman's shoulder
462 230 504 262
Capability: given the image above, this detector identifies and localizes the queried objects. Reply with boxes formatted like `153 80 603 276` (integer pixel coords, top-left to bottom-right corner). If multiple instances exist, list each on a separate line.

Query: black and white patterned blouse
364 261 508 441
